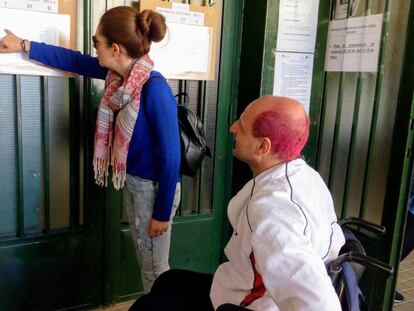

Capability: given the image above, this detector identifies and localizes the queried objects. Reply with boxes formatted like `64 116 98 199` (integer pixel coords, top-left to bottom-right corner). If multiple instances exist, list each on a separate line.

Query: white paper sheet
0 8 70 76
0 0 58 14
273 52 314 112
156 5 204 26
149 22 211 80
325 14 383 72
276 0 320 53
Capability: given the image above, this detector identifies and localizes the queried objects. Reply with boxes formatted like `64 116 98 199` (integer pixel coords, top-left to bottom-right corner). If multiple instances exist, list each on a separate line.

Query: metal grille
0 75 73 239
316 0 409 222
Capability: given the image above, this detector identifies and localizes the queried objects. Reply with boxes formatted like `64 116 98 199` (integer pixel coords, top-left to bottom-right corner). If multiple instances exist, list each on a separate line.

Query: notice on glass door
325 14 383 72
0 0 58 13
273 52 314 112
0 8 70 76
276 0 320 53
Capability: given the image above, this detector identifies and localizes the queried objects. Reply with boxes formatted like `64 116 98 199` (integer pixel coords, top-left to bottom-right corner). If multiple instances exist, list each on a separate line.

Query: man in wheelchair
131 96 346 310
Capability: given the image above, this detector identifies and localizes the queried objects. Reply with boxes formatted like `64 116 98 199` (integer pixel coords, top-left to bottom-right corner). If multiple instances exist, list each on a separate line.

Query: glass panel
20 76 42 234
48 77 70 229
330 73 358 214
320 0 408 222
77 0 85 225
200 80 217 213
344 73 376 217
0 74 17 237
364 0 410 222
317 73 340 184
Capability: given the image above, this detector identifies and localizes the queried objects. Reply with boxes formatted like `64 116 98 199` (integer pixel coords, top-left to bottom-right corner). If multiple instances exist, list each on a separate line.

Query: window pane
48 77 70 229
21 76 42 234
0 75 17 237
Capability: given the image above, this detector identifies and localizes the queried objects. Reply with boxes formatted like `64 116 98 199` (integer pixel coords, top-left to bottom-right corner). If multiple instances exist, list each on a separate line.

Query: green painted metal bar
340 1 368 219
383 104 414 310
347 0 354 16
178 79 186 216
304 0 331 166
359 0 389 220
341 74 363 219
82 0 92 226
40 77 50 232
327 74 344 190
315 1 337 170
381 1 414 309
215 0 244 257
366 0 370 12
315 80 330 170
259 0 278 96
198 80 207 214
14 75 24 238
69 78 80 228
328 0 355 199
180 79 200 216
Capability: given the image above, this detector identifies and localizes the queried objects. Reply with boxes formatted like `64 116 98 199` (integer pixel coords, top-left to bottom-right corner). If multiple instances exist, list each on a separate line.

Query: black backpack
175 92 211 176
144 75 211 177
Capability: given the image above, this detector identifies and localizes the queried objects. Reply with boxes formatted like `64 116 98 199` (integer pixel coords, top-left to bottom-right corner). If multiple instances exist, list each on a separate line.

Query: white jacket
210 159 345 310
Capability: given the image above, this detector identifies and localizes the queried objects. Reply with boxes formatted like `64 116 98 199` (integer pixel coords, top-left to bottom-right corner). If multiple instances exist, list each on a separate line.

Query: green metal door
0 18 103 311
0 2 103 310
0 0 242 308
86 0 240 305
238 0 414 310
0 1 103 310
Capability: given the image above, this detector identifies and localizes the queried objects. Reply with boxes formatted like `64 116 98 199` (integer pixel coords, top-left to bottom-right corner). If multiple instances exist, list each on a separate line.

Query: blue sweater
30 42 181 221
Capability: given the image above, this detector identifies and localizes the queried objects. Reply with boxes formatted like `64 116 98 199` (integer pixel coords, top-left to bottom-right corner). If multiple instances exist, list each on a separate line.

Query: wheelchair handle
338 217 386 237
331 251 394 276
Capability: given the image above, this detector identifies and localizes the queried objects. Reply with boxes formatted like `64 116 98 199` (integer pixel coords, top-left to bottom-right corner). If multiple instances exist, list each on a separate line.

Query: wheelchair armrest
338 217 386 237
329 251 394 276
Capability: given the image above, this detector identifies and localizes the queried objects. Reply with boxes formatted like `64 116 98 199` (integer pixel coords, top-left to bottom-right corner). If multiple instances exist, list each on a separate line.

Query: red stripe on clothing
240 252 266 307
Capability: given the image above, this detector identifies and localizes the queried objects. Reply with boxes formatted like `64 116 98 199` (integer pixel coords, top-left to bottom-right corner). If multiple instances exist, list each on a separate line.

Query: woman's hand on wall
0 29 30 53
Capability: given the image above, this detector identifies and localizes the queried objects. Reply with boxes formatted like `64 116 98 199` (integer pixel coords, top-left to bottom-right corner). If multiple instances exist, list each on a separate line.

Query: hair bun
137 10 167 43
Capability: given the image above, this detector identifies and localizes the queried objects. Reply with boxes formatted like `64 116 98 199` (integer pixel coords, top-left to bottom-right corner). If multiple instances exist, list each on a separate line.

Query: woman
0 6 181 293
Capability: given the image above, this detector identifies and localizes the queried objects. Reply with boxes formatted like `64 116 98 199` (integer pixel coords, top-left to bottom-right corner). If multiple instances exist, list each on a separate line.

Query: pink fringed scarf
93 55 153 189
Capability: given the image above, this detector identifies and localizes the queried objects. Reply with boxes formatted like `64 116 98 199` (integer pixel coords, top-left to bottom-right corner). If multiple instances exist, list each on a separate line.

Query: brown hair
99 6 166 58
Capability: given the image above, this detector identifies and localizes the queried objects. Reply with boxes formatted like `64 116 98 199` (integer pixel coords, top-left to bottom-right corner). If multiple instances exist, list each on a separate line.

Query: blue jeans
124 174 181 293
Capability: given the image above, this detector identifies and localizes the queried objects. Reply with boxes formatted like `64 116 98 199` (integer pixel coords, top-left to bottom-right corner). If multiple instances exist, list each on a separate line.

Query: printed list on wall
325 14 383 72
273 0 320 112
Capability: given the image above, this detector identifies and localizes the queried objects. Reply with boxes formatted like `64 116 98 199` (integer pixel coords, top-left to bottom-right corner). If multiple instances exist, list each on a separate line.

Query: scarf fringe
112 173 126 190
93 157 110 187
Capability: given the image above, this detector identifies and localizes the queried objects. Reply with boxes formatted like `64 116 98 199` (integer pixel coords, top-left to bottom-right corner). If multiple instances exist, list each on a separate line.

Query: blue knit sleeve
145 78 181 221
29 41 108 79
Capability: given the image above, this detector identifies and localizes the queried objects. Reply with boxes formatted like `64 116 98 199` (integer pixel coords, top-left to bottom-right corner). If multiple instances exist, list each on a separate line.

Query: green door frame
381 1 414 308
216 0 245 255
236 0 414 309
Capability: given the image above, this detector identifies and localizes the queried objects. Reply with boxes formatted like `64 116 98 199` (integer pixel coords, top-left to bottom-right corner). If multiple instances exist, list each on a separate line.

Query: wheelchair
327 217 394 311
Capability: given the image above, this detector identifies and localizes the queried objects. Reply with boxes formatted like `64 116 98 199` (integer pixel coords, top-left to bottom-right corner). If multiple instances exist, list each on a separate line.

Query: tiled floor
90 300 134 311
88 253 414 311
394 251 414 310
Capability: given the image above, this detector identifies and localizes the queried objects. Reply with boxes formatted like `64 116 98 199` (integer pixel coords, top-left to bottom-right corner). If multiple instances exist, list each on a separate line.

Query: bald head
248 96 307 121
248 96 309 161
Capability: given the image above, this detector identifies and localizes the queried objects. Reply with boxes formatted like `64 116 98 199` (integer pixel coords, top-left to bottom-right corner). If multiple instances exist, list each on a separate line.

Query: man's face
229 104 259 164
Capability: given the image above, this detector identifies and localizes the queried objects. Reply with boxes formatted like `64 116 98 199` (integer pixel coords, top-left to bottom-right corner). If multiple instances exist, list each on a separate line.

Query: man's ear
258 137 272 155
